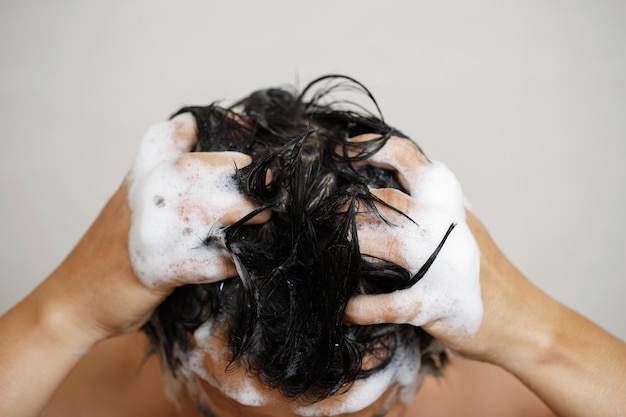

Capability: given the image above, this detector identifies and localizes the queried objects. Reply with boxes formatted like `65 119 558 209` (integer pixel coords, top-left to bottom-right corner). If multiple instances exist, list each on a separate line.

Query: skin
41 331 553 417
0 114 268 417
167 321 417 417
344 135 626 417
1 116 624 417
347 134 482 337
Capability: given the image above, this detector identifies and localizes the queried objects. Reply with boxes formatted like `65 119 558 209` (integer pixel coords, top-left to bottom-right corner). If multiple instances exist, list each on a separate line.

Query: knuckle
174 152 200 167
388 137 421 157
171 112 197 140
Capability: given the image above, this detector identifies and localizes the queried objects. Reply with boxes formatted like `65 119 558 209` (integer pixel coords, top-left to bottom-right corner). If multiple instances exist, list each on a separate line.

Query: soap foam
127 118 254 288
186 319 269 407
129 118 481 412
294 342 423 416
186 319 424 415
356 159 483 337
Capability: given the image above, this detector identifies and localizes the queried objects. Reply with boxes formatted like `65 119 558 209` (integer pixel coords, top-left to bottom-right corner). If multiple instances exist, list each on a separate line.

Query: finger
350 188 419 266
347 133 385 145
173 151 252 191
183 151 273 199
218 198 272 225
344 292 420 325
368 188 419 215
357 228 411 268
172 251 239 285
366 137 429 195
353 188 422 233
174 152 271 225
175 150 252 174
337 134 387 168
131 113 198 182
346 135 429 195
361 148 465 219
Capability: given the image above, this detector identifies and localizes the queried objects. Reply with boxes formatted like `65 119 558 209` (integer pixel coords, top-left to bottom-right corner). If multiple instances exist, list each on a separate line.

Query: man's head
142 76 449 415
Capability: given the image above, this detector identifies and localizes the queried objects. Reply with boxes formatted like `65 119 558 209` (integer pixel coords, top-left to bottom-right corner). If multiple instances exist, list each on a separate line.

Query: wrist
488 288 564 374
30 273 112 353
457 250 563 370
0 278 108 417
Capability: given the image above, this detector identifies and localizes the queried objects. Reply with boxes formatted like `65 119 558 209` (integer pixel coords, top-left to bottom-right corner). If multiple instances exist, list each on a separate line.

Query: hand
344 134 483 350
0 113 270 417
42 113 268 340
127 112 269 290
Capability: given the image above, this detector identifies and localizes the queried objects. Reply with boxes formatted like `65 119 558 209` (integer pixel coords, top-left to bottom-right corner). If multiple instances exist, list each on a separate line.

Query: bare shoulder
42 331 199 417
407 354 556 417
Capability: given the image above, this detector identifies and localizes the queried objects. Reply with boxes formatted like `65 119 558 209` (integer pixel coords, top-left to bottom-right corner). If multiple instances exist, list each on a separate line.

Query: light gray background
1 0 624 340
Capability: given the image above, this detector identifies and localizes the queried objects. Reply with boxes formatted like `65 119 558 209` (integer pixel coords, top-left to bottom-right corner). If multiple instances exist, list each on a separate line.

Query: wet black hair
142 75 450 403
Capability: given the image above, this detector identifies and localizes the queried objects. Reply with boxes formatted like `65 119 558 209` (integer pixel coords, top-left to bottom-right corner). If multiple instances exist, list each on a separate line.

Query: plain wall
1 0 624 340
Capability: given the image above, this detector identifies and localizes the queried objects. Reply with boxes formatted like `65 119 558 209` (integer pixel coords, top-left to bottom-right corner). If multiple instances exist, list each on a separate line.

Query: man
1 76 623 417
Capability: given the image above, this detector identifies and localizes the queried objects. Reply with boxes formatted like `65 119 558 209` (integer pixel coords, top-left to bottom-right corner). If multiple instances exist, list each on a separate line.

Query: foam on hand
355 156 483 338
128 118 481 414
127 114 254 288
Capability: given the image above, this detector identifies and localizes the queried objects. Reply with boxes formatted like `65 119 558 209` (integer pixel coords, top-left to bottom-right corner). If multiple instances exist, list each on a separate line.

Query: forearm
0 281 102 417
492 289 626 417
0 114 261 416
460 211 626 417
